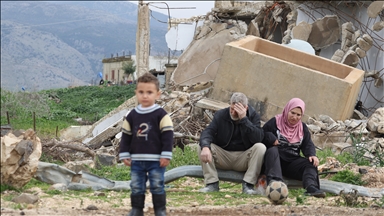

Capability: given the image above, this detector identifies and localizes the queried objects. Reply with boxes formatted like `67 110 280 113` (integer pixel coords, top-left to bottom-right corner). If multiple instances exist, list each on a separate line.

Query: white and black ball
265 181 289 204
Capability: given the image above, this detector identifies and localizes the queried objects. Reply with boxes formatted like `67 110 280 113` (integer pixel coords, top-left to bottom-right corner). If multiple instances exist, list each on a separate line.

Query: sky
128 1 215 18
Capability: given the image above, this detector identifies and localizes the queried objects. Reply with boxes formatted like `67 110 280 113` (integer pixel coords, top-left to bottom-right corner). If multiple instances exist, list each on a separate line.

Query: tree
122 61 136 81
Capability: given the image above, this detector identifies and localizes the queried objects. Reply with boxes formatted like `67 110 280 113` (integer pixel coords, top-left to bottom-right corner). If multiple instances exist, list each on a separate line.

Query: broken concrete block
331 49 345 62
357 36 373 52
353 30 361 42
355 47 366 58
1 129 42 189
292 21 312 41
308 15 341 50
94 153 116 169
341 22 354 51
209 36 364 121
362 34 373 46
367 107 384 133
372 21 384 31
367 1 384 18
12 193 39 204
341 50 360 67
246 20 261 37
64 160 94 173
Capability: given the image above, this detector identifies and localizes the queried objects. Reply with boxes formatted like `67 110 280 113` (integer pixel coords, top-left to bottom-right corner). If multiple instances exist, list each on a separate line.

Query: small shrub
330 170 366 186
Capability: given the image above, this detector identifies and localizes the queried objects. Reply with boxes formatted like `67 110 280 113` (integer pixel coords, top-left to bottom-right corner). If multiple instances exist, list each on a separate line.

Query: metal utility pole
135 0 150 79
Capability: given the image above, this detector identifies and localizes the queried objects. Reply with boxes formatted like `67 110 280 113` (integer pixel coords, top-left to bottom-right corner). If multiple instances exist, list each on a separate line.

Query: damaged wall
209 36 364 121
169 1 383 118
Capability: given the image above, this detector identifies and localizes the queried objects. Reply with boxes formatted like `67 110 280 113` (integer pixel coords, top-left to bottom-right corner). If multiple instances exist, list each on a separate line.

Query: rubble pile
0 129 42 189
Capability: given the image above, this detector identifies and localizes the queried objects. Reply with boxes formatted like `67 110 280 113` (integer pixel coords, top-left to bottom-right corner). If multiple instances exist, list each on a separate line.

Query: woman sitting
262 98 325 198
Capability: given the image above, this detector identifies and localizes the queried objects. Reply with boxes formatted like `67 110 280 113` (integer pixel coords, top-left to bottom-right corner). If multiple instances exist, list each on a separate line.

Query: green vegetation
122 61 136 80
168 145 201 170
1 86 382 210
0 85 135 138
330 170 366 186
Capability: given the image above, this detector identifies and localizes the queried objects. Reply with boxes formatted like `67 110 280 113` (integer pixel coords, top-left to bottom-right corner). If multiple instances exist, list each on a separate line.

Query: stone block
209 36 364 121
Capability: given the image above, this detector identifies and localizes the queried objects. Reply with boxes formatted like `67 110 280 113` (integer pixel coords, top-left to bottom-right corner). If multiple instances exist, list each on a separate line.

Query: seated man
198 92 266 194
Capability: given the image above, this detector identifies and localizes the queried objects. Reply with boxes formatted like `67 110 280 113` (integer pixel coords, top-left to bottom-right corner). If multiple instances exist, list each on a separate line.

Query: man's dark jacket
199 105 264 151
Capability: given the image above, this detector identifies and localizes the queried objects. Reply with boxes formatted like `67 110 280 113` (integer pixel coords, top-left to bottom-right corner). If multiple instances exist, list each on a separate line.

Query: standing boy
119 72 174 216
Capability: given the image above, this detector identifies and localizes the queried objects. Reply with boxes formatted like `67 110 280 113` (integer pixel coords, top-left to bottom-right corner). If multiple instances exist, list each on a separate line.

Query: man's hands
200 147 212 163
233 103 247 119
308 156 319 167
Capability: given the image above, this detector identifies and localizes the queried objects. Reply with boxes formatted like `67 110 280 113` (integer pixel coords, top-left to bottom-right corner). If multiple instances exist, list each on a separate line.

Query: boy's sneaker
242 181 262 195
304 185 326 198
199 182 219 192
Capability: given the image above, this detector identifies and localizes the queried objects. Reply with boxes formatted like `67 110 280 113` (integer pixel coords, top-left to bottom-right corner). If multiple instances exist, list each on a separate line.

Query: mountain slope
0 1 169 91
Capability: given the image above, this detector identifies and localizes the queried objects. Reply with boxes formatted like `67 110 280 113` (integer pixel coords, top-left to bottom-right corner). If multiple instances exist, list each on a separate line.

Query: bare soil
1 173 384 216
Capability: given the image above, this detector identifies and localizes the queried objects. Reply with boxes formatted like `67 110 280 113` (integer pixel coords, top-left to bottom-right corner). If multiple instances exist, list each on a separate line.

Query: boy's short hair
230 92 248 107
137 72 160 90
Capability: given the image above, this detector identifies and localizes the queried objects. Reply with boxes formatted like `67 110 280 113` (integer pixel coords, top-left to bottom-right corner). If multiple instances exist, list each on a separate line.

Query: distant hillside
0 1 169 91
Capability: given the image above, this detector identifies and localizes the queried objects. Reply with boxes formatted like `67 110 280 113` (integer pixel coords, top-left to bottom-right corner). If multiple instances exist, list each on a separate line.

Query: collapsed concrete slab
171 22 244 86
209 36 365 121
81 96 137 148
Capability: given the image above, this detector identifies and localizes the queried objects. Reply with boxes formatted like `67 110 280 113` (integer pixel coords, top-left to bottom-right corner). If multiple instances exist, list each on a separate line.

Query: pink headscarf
275 98 305 143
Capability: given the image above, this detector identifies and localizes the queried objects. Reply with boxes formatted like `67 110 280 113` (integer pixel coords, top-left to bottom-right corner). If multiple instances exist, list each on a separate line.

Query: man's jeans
130 161 165 195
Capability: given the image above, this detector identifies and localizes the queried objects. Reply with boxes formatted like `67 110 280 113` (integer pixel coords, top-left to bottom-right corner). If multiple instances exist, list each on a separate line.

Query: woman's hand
273 140 279 146
308 156 319 167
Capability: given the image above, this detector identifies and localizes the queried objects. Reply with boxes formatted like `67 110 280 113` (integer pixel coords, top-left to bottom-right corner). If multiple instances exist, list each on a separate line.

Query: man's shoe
304 186 326 198
199 182 219 192
242 181 262 195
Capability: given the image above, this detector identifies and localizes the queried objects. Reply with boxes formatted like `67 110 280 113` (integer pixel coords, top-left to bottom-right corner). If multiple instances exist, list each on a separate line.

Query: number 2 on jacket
137 123 149 141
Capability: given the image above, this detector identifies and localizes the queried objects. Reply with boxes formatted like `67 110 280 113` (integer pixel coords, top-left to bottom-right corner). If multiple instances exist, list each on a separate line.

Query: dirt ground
1 194 384 216
1 172 384 216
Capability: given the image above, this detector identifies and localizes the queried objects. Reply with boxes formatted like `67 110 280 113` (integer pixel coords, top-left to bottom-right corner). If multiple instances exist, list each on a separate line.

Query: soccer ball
266 181 289 204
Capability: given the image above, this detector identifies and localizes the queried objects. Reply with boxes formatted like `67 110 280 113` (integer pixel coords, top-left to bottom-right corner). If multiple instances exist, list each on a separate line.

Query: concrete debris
341 49 360 67
63 160 94 173
292 21 312 41
367 107 384 135
357 35 373 52
246 20 261 37
49 183 68 191
1 129 42 189
373 21 384 31
341 22 354 51
307 15 341 50
11 193 39 204
367 1 384 18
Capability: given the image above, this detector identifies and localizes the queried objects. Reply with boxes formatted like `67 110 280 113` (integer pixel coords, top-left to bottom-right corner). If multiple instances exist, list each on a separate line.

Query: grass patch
330 170 366 186
1 85 135 138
